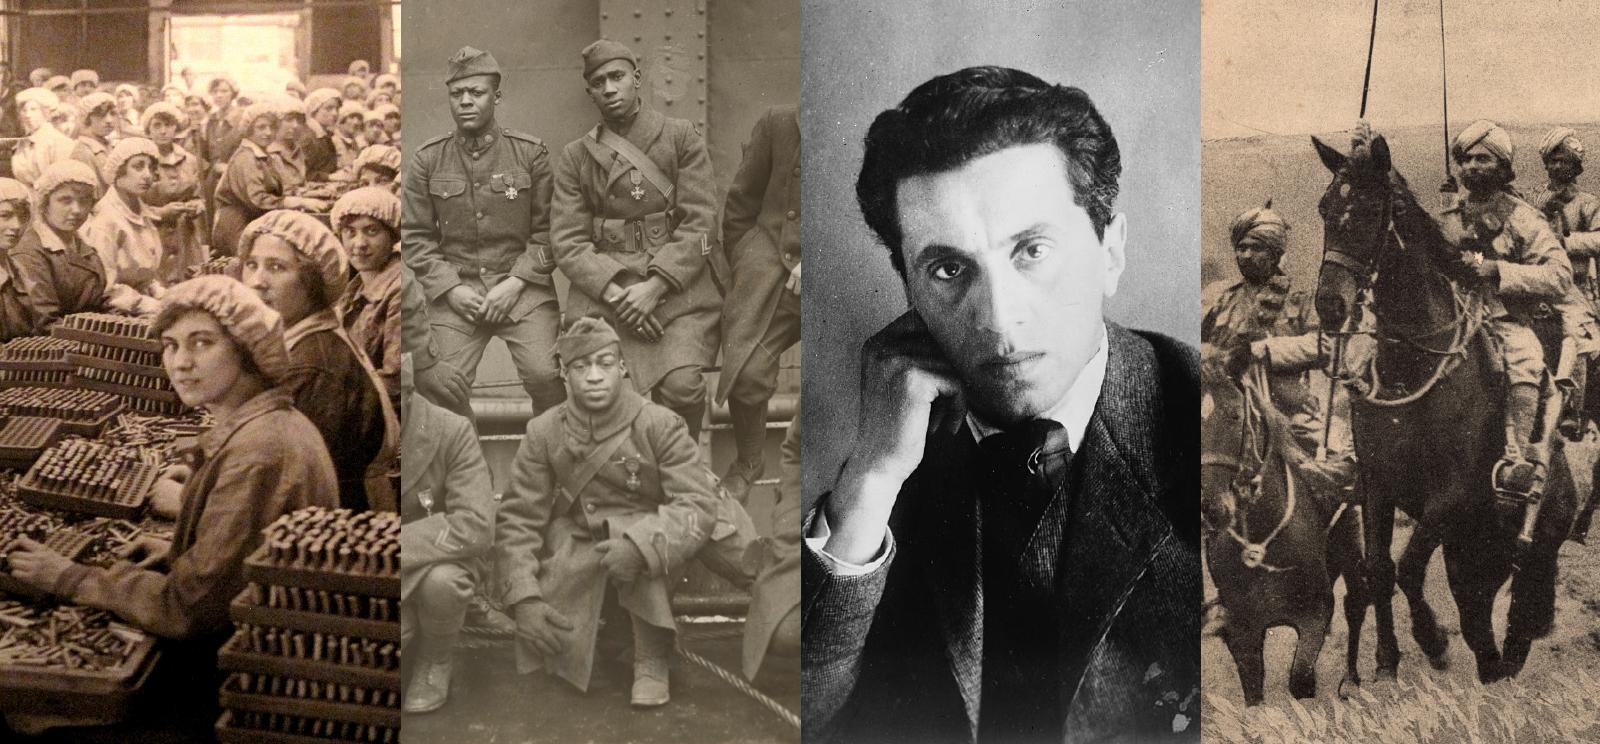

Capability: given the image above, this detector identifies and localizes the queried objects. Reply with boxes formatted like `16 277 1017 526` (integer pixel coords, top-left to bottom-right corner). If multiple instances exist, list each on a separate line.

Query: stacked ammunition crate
15 438 161 519
218 507 400 744
51 312 185 417
0 336 78 389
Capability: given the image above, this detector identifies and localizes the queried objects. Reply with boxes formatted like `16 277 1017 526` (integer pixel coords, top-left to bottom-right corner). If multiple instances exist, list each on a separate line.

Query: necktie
980 419 1072 553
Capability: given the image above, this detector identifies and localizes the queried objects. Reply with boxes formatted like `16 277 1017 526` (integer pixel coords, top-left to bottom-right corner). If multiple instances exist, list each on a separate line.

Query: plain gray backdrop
800 0 1201 502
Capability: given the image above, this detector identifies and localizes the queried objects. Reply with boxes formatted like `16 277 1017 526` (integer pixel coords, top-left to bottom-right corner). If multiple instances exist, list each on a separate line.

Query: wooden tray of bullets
0 634 160 717
73 376 184 405
230 586 399 642
242 544 400 599
0 387 124 438
215 709 399 744
0 416 62 470
219 672 400 726
50 313 163 355
0 368 72 390
16 459 160 520
218 631 400 691
67 352 168 379
0 528 95 598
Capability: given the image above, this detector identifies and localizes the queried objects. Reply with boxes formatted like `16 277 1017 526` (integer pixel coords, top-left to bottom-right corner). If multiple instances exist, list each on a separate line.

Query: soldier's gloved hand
480 277 525 325
595 537 649 582
513 600 575 657
445 285 486 324
416 361 471 413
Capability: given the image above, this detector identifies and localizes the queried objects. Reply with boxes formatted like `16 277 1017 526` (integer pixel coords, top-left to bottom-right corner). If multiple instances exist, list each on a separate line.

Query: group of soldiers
1204 119 1600 538
398 42 801 715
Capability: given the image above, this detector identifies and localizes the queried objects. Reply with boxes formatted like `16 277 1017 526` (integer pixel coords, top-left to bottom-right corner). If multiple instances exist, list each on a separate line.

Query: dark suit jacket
803 323 1201 743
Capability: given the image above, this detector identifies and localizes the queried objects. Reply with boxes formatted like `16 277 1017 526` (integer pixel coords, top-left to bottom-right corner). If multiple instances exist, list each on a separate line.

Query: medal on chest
494 173 518 201
629 170 645 201
617 455 642 491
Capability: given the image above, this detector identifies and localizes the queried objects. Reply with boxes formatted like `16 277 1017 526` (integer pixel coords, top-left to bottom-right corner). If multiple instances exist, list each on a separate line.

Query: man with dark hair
803 66 1200 742
403 46 566 415
1435 120 1589 492
550 39 721 445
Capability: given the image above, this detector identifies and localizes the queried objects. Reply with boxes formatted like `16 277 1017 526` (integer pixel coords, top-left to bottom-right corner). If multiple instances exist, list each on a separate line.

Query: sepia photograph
0 1 404 743
1202 1 1600 742
800 1 1201 742
397 1 800 742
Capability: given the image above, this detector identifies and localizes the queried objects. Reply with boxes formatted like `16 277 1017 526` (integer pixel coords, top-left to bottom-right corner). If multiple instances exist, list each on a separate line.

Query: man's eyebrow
909 242 965 268
1007 224 1052 244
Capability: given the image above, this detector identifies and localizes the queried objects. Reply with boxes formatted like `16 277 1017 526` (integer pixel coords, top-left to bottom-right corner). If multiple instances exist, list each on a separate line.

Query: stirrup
1492 457 1545 504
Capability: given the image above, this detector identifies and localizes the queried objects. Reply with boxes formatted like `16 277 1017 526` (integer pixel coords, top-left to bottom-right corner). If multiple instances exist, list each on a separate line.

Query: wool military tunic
551 108 721 392
401 395 494 602
493 388 719 690
716 105 801 404
1529 182 1600 300
401 127 558 327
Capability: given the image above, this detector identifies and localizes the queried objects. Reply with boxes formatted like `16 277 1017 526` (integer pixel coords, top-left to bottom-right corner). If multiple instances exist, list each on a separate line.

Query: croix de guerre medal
498 174 518 200
629 170 645 201
623 457 642 491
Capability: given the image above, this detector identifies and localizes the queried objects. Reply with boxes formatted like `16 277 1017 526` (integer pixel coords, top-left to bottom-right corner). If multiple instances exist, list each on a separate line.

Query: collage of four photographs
0 1 1590 742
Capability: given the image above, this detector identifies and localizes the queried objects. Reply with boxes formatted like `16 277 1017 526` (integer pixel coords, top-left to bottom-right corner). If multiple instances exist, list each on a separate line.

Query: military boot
1498 383 1542 494
672 402 705 447
721 401 769 503
631 616 674 707
403 631 458 714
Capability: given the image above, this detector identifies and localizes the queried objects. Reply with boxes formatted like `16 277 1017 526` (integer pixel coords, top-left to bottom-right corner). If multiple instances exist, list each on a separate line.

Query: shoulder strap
591 124 675 202
560 405 648 500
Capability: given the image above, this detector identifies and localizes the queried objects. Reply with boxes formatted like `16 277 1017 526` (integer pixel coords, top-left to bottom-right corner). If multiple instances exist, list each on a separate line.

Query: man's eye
1018 242 1052 262
931 262 964 281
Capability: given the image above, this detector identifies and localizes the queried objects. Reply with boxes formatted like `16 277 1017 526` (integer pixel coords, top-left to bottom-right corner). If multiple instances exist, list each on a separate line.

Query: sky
1202 0 1600 140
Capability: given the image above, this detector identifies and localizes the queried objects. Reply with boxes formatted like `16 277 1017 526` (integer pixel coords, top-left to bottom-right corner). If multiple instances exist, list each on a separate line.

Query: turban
446 46 500 85
1229 200 1289 252
101 137 159 186
153 275 291 385
239 210 350 305
555 316 622 364
581 39 638 79
1453 119 1513 164
70 69 98 87
1539 127 1584 161
140 101 186 132
330 186 401 233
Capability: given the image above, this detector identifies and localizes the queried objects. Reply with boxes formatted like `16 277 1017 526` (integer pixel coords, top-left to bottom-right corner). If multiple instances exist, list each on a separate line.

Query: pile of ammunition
0 387 120 423
17 439 158 518
51 313 184 417
0 337 78 389
54 313 153 340
220 506 400 740
261 508 401 578
0 601 144 671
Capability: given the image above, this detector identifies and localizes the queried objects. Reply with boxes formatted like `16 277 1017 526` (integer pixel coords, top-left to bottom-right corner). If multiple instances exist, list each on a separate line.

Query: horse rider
1202 201 1355 497
1432 120 1596 493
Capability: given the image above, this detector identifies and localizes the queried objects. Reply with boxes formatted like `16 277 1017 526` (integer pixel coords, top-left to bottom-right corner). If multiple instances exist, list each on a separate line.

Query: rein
1206 363 1298 573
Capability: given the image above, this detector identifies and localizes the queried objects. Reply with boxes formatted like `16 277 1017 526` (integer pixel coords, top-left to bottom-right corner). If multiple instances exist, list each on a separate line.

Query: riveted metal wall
598 0 709 133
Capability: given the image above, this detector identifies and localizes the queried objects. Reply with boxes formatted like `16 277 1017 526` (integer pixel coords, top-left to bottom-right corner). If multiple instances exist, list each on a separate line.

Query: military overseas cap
1230 199 1289 252
1453 119 1513 164
555 316 622 365
581 39 638 79
446 46 501 85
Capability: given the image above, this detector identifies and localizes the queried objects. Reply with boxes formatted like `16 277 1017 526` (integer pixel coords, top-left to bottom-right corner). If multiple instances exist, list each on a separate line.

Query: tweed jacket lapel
914 426 985 737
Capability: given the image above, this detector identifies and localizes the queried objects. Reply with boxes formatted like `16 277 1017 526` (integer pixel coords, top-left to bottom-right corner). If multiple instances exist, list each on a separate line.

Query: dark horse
1311 132 1575 684
1202 359 1368 704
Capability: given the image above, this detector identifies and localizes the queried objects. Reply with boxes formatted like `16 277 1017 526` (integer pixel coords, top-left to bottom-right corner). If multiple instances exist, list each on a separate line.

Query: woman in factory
140 102 207 283
7 273 339 738
10 160 153 333
211 99 326 256
10 87 95 187
303 87 343 182
333 186 402 410
81 136 170 310
0 178 38 339
239 209 395 512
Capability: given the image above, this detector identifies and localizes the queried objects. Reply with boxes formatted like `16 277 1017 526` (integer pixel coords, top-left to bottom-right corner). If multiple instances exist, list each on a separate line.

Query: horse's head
1312 133 1394 332
1201 358 1254 531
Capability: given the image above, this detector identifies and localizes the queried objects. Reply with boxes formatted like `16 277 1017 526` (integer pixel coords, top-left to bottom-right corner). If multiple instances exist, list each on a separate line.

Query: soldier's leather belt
594 212 672 255
454 260 517 278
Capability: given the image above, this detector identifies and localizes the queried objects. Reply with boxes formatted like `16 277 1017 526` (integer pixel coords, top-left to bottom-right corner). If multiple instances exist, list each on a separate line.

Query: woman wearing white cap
112 83 143 138
141 102 208 282
9 87 95 187
303 88 343 182
7 274 338 736
211 99 327 256
82 137 169 309
11 160 150 332
0 178 37 339
333 186 403 408
240 209 395 511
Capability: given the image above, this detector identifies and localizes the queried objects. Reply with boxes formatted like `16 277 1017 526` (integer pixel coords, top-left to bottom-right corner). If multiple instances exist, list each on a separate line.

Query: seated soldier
401 353 495 714
1435 120 1582 491
494 316 718 707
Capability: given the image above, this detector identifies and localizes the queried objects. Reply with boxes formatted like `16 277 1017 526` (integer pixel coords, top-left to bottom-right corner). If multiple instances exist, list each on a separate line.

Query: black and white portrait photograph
800 1 1201 742
397 1 801 743
1202 1 1600 741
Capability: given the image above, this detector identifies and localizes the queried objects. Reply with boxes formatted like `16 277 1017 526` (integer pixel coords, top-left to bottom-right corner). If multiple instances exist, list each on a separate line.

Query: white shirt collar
967 323 1108 452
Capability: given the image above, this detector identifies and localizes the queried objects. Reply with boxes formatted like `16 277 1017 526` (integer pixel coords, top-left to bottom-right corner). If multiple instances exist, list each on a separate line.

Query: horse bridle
1202 364 1297 572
